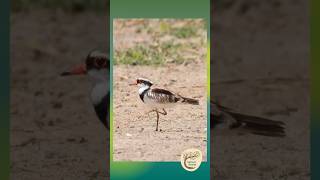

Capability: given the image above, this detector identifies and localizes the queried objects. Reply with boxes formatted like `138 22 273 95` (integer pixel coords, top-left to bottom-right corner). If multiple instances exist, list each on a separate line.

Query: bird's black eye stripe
137 79 146 84
94 58 107 68
137 79 153 86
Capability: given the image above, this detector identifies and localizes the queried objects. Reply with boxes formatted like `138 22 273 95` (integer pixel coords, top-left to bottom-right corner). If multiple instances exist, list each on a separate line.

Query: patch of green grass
114 20 206 66
160 41 182 55
114 42 194 66
143 21 200 39
169 55 186 64
159 21 171 33
171 26 198 39
115 46 165 66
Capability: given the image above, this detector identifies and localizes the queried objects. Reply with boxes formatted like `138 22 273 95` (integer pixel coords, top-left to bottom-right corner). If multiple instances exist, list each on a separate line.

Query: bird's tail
179 95 199 105
227 111 285 137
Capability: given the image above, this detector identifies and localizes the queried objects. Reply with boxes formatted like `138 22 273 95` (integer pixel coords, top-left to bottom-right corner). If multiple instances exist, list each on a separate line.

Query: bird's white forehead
137 77 153 84
89 50 108 58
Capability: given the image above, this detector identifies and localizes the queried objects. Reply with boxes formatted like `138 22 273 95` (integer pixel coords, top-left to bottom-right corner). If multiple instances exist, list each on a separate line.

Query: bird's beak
61 63 87 76
129 82 137 86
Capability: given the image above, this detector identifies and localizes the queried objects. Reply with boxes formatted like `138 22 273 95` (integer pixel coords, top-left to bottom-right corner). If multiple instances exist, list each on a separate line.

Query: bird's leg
155 109 160 131
158 108 167 115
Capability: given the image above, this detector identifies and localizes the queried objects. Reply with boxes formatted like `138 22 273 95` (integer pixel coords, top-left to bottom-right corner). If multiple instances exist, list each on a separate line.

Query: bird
130 78 199 131
61 50 110 129
211 101 285 137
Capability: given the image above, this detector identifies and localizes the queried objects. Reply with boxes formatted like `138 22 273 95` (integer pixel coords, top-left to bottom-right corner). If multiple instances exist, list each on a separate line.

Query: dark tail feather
227 111 285 137
180 96 199 105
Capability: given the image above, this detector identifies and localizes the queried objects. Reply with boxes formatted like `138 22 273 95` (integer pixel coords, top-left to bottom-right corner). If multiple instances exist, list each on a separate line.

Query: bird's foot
158 108 167 115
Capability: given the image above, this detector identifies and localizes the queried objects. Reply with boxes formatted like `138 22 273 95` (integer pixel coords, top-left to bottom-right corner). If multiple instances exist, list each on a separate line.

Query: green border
110 0 210 179
0 0 10 179
311 0 320 179
110 0 208 18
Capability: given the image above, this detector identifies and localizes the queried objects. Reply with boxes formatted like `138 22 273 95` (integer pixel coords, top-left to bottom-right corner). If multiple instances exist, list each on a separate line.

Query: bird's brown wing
149 88 180 103
151 88 175 96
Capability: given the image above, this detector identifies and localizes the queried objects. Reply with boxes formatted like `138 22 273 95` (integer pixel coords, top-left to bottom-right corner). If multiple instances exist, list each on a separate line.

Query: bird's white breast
88 69 109 105
91 83 109 106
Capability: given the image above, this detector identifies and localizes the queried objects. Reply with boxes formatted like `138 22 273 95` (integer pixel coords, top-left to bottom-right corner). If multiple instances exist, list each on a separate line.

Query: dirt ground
211 0 310 179
10 10 109 180
112 19 208 161
113 65 207 161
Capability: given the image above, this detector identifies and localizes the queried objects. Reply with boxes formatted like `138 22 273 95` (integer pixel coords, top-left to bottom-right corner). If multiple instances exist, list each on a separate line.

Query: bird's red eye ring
94 58 107 68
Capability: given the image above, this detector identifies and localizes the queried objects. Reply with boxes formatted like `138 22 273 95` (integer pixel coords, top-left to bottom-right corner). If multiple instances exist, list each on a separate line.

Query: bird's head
61 50 109 84
130 77 153 88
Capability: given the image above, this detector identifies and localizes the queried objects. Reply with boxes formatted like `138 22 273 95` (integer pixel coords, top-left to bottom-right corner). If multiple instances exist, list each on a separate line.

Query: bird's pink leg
158 108 167 115
155 110 160 131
